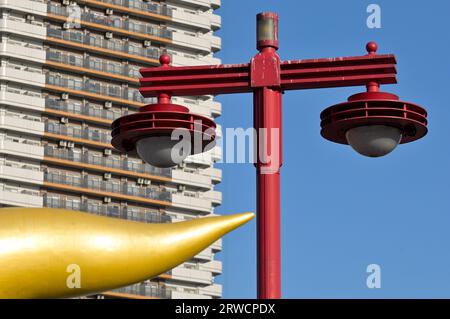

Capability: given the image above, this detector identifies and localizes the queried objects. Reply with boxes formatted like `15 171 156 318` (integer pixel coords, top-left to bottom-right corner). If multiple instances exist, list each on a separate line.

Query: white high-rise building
0 0 223 299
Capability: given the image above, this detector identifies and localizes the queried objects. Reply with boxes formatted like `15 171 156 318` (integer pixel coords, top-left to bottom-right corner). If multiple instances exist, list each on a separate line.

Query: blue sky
213 0 450 298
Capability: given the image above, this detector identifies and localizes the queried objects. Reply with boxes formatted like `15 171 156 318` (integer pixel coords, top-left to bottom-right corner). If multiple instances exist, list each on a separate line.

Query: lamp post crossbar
139 55 397 97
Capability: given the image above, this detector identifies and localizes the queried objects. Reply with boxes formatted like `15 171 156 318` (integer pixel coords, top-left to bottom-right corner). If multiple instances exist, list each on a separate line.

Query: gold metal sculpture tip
204 212 255 232
0 208 254 299
232 212 254 227
231 212 255 223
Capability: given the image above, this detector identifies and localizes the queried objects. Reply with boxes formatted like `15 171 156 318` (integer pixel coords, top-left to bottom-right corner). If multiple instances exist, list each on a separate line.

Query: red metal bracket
250 48 281 88
140 53 396 97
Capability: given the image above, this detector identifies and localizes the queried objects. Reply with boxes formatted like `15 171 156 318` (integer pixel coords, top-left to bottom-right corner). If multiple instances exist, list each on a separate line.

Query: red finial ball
366 42 378 55
159 54 171 66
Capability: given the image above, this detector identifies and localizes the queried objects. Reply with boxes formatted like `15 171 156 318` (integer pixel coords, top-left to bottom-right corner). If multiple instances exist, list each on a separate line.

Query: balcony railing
46 50 83 68
47 27 162 61
45 98 127 121
43 194 171 223
44 171 172 202
0 185 40 197
112 283 172 298
44 145 171 178
46 73 150 103
45 121 112 144
48 3 173 40
91 0 173 17
46 50 141 79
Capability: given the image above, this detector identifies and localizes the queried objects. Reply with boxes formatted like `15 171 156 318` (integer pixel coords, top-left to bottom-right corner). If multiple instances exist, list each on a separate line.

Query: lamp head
320 86 427 158
111 103 216 168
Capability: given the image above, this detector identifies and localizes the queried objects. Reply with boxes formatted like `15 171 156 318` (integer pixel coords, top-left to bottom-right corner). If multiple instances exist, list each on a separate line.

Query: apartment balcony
171 97 211 118
107 283 171 299
169 0 211 10
199 260 222 275
44 171 172 202
0 89 44 112
78 0 217 33
177 97 221 113
46 26 217 68
171 53 220 67
0 164 43 185
171 97 221 119
43 194 172 224
194 247 213 261
45 50 141 82
0 112 44 136
210 14 221 31
172 292 213 299
170 266 213 285
48 3 173 40
181 102 210 117
171 8 210 31
0 66 45 87
48 3 218 52
0 138 44 160
0 185 43 207
122 208 171 224
171 193 212 213
211 0 221 9
210 239 222 252
45 74 119 101
211 35 222 52
202 167 222 184
46 27 161 65
0 42 45 64
44 145 171 178
185 151 214 167
46 27 84 44
45 121 111 145
208 100 222 117
45 98 126 123
203 190 222 206
78 0 173 18
199 284 222 298
171 170 211 190
171 291 211 299
0 18 46 40
0 0 47 15
45 73 149 105
172 31 211 53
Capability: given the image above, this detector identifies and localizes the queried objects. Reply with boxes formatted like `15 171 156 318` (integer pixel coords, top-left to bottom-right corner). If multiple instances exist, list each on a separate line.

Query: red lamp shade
111 102 216 167
320 89 428 156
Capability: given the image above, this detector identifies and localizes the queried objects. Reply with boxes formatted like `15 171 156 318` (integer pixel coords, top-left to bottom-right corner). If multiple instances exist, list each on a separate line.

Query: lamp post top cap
257 12 279 20
366 41 378 55
159 54 171 66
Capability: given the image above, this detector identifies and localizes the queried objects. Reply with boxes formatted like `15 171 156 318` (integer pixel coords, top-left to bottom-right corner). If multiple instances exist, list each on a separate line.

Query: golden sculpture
0 208 254 299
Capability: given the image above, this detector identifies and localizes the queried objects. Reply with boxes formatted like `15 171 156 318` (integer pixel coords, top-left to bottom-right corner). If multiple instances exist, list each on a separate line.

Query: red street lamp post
111 13 427 299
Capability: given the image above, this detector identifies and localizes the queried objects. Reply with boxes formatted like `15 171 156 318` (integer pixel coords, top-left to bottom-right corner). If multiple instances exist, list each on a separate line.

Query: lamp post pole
253 13 283 298
254 84 282 298
112 11 427 299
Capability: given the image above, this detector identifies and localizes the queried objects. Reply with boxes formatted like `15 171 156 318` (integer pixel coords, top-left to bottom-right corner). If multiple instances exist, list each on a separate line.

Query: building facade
0 0 223 299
